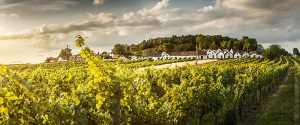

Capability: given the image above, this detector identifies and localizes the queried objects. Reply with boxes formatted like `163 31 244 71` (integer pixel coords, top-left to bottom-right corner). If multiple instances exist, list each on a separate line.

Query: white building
152 56 161 61
108 52 114 57
143 49 262 61
58 57 67 62
216 51 225 59
250 52 258 58
293 54 298 57
230 49 234 54
242 52 250 58
129 56 138 60
169 51 197 59
207 49 217 59
224 51 234 59
161 52 171 60
118 55 129 61
198 51 208 60
234 52 242 58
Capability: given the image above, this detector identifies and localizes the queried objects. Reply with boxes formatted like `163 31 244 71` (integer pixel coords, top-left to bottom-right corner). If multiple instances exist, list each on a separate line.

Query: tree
110 34 259 56
196 35 205 50
157 43 174 52
209 42 217 49
293 48 300 56
256 44 264 54
262 49 277 60
262 44 289 59
226 40 234 50
241 37 257 52
233 41 242 50
44 57 57 63
112 44 126 55
101 51 108 55
220 41 228 49
44 57 51 63
129 44 140 55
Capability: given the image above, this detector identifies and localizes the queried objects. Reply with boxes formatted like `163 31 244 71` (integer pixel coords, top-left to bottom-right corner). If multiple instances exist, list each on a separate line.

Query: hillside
111 34 263 56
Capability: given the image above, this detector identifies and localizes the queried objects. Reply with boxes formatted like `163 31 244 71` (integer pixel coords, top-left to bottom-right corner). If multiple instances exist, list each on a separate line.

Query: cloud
1 0 300 53
87 12 117 23
30 34 66 52
0 21 111 40
0 0 79 11
122 0 169 23
118 0 170 35
0 12 19 18
38 0 79 11
0 0 170 40
185 17 243 32
93 0 105 5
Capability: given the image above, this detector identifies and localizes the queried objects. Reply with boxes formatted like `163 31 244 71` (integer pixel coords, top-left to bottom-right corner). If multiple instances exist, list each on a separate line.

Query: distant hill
112 34 263 56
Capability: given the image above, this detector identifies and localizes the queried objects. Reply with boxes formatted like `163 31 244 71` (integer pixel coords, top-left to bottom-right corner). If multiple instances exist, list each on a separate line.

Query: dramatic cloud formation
0 0 171 40
0 0 299 63
1 0 299 41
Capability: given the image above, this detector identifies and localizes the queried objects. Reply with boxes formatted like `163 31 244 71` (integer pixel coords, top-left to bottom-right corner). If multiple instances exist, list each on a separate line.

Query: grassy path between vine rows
295 69 299 125
256 67 295 125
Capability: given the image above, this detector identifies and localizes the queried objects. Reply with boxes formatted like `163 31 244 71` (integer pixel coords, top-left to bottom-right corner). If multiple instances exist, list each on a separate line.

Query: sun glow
0 26 5 34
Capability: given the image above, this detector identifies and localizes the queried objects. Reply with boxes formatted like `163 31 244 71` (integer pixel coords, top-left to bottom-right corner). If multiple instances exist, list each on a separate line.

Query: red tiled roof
143 52 162 57
198 51 207 55
170 51 197 56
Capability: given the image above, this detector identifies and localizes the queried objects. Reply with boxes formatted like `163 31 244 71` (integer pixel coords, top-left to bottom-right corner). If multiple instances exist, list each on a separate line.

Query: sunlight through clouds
93 0 105 5
0 0 299 63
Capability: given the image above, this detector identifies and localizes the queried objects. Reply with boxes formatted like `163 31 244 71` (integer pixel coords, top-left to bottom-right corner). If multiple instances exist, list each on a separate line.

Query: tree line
262 45 290 60
112 34 263 56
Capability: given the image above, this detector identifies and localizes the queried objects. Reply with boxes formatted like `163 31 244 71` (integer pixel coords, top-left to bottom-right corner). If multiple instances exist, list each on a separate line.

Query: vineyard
7 59 191 73
0 38 299 125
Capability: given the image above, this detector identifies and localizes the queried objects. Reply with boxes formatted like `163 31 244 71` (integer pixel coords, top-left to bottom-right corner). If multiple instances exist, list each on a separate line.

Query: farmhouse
216 51 225 59
241 52 250 58
129 56 138 60
58 57 67 62
233 52 241 58
249 52 258 58
207 49 217 59
198 51 208 60
161 52 171 60
169 51 197 59
118 55 129 61
224 51 234 59
111 54 129 61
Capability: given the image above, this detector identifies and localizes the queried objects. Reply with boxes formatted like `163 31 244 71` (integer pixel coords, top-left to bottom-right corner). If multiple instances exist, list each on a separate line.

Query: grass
256 68 295 125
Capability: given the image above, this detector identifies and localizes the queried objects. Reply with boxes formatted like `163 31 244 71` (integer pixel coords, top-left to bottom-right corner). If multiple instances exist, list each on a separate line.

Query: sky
0 0 299 64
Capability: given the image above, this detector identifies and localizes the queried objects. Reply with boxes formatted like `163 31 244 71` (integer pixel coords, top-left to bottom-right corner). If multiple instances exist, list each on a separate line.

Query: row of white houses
105 49 262 61
150 49 262 60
